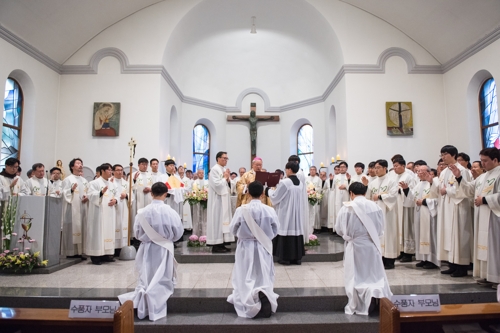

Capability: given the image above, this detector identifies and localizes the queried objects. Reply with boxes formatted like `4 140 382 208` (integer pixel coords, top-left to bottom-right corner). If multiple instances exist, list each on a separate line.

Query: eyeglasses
221 157 229 160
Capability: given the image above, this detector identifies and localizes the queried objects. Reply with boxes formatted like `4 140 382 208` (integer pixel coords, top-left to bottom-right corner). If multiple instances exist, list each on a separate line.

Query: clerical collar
378 174 387 180
0 169 16 179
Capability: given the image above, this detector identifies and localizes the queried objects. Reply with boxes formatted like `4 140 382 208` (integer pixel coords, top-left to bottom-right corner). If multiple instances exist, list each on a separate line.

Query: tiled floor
0 257 477 291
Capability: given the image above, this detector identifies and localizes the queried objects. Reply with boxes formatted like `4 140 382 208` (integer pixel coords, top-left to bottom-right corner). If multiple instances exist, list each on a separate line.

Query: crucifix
227 103 280 162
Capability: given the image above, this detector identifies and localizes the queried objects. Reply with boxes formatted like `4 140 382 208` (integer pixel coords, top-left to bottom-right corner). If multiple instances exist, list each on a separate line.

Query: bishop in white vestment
336 182 392 315
118 182 184 321
228 181 279 318
86 164 117 264
61 158 89 257
207 152 234 252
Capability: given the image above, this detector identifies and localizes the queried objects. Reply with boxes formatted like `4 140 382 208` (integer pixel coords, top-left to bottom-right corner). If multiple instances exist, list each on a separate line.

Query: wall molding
2 23 500 112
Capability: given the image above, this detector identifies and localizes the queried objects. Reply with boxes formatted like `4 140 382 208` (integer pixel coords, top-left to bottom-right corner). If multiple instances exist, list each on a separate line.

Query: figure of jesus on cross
227 103 279 161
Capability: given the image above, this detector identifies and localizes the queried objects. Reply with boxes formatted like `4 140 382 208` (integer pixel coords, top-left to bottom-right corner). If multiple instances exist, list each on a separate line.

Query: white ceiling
0 0 499 65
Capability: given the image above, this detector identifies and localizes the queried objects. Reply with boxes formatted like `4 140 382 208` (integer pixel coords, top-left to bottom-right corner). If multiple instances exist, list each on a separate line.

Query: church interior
1 0 500 332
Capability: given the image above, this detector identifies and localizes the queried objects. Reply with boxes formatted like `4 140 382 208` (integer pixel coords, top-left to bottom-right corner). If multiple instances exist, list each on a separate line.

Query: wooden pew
380 297 500 333
0 300 134 333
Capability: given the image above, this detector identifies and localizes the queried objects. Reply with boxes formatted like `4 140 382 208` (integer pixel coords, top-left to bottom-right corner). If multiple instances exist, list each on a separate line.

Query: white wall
0 38 60 174
443 39 500 158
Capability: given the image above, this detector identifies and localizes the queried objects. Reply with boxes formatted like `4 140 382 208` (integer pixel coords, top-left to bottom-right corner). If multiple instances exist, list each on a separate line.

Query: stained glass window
480 78 499 148
193 124 210 178
2 78 23 169
297 124 313 172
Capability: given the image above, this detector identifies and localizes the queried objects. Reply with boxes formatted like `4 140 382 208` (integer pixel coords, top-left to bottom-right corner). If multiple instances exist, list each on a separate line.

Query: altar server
118 182 184 321
49 167 63 198
336 182 392 315
228 181 279 318
61 158 89 257
266 162 306 265
87 163 117 265
20 163 48 196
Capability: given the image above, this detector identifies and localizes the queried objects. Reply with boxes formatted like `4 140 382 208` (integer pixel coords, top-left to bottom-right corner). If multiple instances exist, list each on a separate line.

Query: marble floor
0 256 482 291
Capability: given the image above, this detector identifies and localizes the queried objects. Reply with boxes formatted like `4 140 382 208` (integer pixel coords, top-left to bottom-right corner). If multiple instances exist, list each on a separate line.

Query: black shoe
90 256 101 265
223 246 231 252
451 266 468 277
253 292 272 319
384 264 395 270
396 252 404 261
291 260 301 265
313 229 322 234
441 264 456 274
400 255 413 263
368 297 379 316
416 261 426 268
278 260 290 265
103 256 115 262
384 258 395 269
212 246 227 253
66 255 82 259
423 262 439 269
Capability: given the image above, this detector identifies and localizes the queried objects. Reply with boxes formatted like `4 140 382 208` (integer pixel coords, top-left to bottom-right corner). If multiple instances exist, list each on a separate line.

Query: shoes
416 261 426 268
451 267 468 277
400 255 413 263
90 256 101 265
492 284 498 290
290 260 301 265
423 262 439 269
441 265 456 274
223 246 231 252
476 279 493 286
211 246 227 253
396 252 404 261
313 229 322 234
66 255 82 259
368 297 379 316
384 264 395 270
103 256 115 262
278 260 290 265
253 292 272 319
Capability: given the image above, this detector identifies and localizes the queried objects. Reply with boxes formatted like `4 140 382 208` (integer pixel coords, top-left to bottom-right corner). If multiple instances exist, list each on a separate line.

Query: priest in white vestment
191 169 208 236
366 159 398 269
350 162 368 184
49 167 63 198
431 145 473 277
178 165 193 230
454 148 500 285
306 166 321 235
228 181 279 318
319 170 330 229
404 164 440 269
336 182 392 315
392 158 417 262
20 163 49 196
61 158 89 257
332 162 351 232
207 151 234 252
118 182 184 321
113 164 131 250
87 163 118 265
149 158 163 183
266 162 306 265
133 157 153 212
0 158 23 246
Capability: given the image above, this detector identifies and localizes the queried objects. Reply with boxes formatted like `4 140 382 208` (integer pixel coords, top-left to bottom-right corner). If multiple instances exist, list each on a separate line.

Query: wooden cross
226 103 280 162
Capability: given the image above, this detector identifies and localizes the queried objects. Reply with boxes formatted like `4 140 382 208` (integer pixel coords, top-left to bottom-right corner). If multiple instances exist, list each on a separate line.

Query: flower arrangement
184 187 208 209
188 235 207 247
305 234 320 246
1 195 18 251
0 248 48 273
307 189 323 206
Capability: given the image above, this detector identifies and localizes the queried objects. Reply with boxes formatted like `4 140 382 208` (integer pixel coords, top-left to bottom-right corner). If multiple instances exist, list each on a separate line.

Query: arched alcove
328 105 337 160
289 118 311 157
169 105 179 158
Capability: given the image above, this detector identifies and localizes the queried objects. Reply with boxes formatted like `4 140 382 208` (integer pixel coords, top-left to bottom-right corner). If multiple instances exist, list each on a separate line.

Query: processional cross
226 103 280 163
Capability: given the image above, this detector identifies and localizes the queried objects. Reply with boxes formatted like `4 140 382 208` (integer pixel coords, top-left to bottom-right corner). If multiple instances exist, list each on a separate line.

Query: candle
172 157 176 162
183 163 187 168
336 154 341 161
331 157 335 163
167 154 171 159
320 162 324 167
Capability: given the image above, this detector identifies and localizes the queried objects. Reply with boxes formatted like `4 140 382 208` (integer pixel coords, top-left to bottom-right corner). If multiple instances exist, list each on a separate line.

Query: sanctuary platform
175 233 344 263
0 237 498 333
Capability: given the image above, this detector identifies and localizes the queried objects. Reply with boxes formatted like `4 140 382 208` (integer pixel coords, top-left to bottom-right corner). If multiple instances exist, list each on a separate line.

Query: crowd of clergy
1 143 499 320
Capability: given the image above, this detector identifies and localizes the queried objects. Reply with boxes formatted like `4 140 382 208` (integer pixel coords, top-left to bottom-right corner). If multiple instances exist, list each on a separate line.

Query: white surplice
49 179 62 198
327 179 336 230
350 173 368 184
207 164 234 244
405 180 440 266
61 174 89 256
134 171 153 211
306 175 321 234
160 173 184 219
394 170 417 254
332 174 350 230
227 199 279 318
180 176 193 229
114 178 132 248
457 166 500 283
268 177 305 236
319 179 330 227
20 177 48 196
0 175 24 200
118 200 184 321
367 174 398 258
432 163 473 265
335 196 393 315
86 177 117 256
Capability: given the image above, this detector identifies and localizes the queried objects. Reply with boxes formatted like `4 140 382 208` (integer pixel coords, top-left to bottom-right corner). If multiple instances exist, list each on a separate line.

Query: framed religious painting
92 102 120 137
386 101 413 136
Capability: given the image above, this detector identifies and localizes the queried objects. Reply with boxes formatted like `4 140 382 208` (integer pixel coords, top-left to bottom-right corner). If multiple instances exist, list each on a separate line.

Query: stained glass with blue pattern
297 124 313 172
193 124 210 178
2 79 22 169
480 78 499 148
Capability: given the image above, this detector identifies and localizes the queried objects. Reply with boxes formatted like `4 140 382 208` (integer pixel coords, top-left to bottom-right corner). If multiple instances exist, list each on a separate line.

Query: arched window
193 124 210 178
297 124 313 172
2 78 23 169
479 78 498 148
